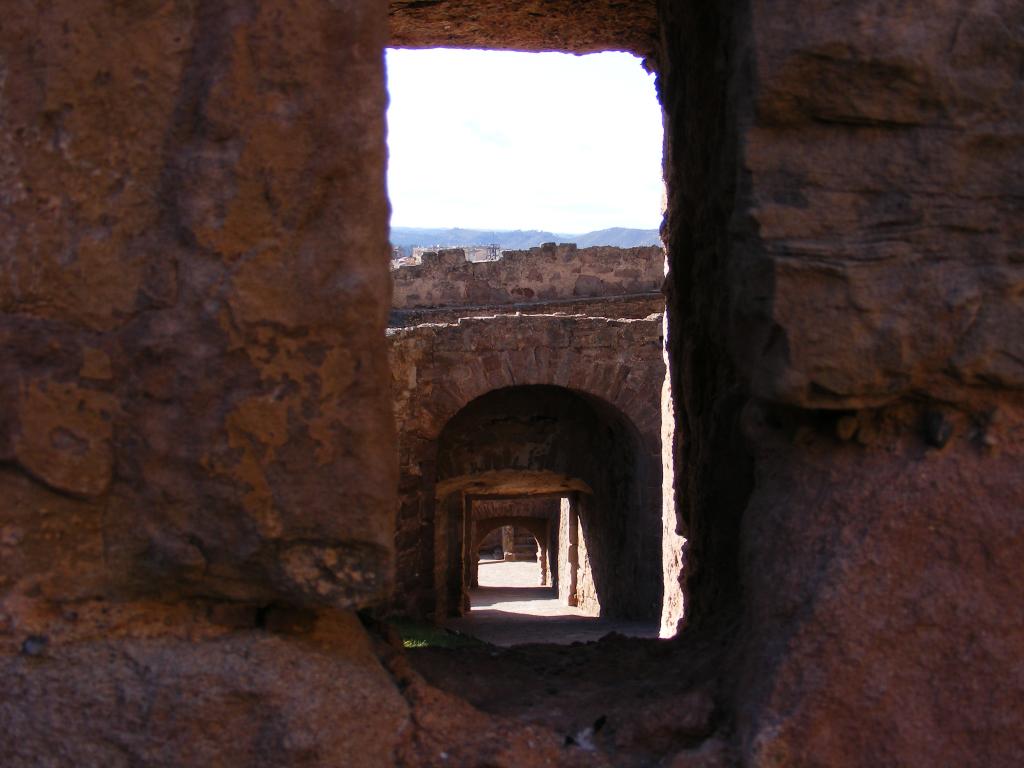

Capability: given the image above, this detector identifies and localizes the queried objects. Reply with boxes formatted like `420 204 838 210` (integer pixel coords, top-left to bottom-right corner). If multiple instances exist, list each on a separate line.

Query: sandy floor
444 559 659 646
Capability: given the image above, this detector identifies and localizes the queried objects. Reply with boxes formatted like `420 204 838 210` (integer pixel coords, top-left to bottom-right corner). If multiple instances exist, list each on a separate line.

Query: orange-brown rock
389 0 658 58
1 0 1022 765
0 0 395 616
2 614 408 767
659 1 1024 763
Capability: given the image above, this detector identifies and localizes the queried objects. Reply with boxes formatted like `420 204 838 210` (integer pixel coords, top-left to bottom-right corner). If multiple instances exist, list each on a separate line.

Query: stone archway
433 385 660 620
468 497 559 590
389 313 664 617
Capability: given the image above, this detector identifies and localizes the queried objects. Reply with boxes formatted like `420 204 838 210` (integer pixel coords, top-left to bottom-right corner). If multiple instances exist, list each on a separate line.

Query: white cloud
386 49 664 233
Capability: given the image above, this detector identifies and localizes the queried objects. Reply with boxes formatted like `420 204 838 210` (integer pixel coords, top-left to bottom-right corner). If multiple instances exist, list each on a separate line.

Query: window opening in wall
385 50 668 647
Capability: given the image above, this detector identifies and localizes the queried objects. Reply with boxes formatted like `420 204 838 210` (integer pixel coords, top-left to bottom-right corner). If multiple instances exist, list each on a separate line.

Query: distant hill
569 227 663 249
390 226 661 255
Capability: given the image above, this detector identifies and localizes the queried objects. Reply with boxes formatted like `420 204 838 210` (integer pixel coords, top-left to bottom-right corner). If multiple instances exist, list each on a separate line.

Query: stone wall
0 1 406 763
391 244 664 309
2 0 1021 765
390 292 664 327
658 0 1024 763
574 500 600 617
0 0 396 615
389 314 665 619
389 0 659 57
473 498 560 524
389 238 666 624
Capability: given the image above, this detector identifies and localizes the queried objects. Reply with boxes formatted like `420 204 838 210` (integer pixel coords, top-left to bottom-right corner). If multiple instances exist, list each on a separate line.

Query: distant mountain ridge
390 226 661 254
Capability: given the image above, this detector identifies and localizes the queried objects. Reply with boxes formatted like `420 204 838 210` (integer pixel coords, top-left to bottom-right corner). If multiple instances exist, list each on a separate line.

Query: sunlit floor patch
445 560 658 646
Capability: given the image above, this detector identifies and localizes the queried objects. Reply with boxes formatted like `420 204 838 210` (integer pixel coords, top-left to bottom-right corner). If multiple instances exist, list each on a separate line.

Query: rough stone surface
0 613 407 768
473 497 558 525
572 503 600 616
658 0 1024 763
659 313 686 637
731 1 1024 408
408 630 727 768
734 401 1024 766
389 0 659 58
0 0 396 623
1 2 402 763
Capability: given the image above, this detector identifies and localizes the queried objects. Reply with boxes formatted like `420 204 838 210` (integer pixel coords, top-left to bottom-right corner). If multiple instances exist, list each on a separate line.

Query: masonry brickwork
391 243 664 311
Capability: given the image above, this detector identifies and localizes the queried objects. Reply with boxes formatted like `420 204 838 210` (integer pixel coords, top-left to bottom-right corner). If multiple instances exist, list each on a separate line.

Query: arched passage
470 506 556 588
389 313 665 619
433 385 661 620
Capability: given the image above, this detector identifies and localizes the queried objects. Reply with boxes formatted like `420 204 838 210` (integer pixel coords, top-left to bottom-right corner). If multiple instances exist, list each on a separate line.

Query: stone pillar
468 518 480 588
537 520 550 586
574 497 600 617
558 496 578 606
501 526 515 561
435 492 466 619
461 495 472 614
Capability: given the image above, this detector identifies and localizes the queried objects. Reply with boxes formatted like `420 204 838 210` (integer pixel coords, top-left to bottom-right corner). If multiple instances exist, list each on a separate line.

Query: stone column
501 526 515 561
558 496 579 606
537 520 550 586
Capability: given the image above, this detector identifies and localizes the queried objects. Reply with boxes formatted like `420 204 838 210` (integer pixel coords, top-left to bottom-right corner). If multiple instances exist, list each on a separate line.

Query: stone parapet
391 244 664 310
389 291 664 327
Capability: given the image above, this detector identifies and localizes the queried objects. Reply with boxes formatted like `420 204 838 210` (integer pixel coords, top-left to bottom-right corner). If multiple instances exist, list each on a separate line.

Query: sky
385 49 664 234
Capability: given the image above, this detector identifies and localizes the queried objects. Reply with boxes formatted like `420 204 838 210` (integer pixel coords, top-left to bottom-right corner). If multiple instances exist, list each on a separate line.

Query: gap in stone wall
384 48 673 647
